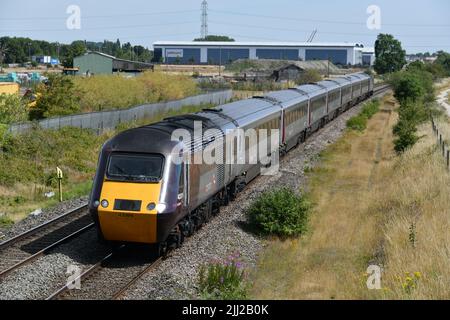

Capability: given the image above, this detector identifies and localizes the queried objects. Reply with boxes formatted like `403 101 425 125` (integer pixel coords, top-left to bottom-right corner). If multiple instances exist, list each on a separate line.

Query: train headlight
156 203 166 213
93 200 100 208
100 199 109 208
147 202 156 211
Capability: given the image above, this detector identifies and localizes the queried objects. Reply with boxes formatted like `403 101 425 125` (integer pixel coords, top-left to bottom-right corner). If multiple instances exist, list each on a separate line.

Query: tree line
0 37 154 67
373 33 450 153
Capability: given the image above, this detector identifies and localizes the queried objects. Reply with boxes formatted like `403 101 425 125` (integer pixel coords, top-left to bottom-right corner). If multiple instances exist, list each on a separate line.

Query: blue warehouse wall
256 49 299 60
166 48 201 64
305 49 348 65
207 48 249 64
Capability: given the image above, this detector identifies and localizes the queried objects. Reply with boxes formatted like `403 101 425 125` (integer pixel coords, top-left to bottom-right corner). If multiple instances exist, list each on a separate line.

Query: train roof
352 72 371 80
215 98 279 127
329 77 352 86
316 80 341 91
295 83 327 97
264 89 309 107
344 73 365 83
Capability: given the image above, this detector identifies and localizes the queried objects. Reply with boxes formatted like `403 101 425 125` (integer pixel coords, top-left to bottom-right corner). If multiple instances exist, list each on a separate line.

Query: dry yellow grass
250 93 450 299
74 71 199 112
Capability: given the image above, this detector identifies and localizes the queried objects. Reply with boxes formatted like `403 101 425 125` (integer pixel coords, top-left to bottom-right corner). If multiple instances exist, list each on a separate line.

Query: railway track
0 204 93 279
46 245 163 300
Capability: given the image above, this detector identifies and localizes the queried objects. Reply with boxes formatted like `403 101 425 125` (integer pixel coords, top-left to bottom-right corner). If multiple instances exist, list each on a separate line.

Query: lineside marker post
447 150 449 169
56 167 63 202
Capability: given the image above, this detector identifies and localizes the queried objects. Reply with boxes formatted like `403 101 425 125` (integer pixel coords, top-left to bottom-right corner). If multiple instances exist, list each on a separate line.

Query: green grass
346 99 381 132
0 215 14 227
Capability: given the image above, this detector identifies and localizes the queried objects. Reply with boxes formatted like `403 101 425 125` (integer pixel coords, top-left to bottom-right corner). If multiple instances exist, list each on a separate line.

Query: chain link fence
8 90 233 135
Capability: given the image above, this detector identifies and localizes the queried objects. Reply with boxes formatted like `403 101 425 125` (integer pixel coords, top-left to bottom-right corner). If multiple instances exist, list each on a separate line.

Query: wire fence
8 90 233 135
431 117 450 168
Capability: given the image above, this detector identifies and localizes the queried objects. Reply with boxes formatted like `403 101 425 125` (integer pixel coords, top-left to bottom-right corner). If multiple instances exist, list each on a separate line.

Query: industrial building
73 51 154 76
153 41 373 66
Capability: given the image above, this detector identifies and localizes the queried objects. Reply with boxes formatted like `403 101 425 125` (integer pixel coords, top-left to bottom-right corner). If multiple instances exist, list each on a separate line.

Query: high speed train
89 72 374 254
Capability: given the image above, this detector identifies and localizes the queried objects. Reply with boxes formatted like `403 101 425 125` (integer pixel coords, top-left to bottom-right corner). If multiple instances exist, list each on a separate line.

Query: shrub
0 94 28 124
31 73 81 119
394 127 419 153
246 187 310 237
295 69 322 85
347 115 367 131
361 99 380 119
198 252 247 300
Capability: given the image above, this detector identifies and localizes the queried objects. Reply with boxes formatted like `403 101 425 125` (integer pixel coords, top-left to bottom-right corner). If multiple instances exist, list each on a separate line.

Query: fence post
440 134 442 146
447 150 449 169
443 142 445 157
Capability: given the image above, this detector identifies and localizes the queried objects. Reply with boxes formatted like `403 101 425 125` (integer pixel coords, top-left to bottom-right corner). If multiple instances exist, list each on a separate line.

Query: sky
0 0 449 53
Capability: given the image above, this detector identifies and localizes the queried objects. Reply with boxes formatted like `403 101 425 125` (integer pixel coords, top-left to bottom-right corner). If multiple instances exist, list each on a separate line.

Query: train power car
89 72 374 254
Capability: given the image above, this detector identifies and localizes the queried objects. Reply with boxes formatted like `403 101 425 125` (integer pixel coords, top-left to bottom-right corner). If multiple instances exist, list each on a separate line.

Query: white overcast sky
1 0 449 53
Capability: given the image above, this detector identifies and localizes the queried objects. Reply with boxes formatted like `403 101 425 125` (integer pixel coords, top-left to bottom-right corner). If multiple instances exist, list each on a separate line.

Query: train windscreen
106 153 164 182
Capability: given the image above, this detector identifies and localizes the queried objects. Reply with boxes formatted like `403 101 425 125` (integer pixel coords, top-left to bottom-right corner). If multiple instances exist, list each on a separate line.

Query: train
89 72 374 254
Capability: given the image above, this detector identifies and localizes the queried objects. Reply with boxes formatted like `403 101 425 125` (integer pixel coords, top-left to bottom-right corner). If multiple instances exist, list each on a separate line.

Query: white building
153 41 372 66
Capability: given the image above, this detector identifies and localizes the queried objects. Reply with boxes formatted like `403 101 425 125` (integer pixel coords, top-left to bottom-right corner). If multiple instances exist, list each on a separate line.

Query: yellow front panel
98 181 161 244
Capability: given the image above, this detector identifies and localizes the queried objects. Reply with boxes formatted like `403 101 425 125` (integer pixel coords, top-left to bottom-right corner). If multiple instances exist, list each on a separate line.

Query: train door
179 162 189 209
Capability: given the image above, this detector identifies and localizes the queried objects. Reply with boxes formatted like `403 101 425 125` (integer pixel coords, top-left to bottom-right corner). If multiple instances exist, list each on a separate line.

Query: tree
435 51 450 76
374 34 406 74
194 35 235 42
0 40 9 72
62 41 86 67
390 72 425 104
30 74 81 119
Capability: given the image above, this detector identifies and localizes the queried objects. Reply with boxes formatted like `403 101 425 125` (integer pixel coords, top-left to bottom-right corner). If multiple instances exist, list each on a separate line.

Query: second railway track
46 245 163 300
0 204 93 279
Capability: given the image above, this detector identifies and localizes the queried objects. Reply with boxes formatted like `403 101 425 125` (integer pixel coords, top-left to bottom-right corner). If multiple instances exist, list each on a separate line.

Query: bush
295 69 322 85
31 73 81 119
246 187 310 237
0 94 28 124
361 99 380 119
394 128 419 153
346 115 367 131
198 252 247 300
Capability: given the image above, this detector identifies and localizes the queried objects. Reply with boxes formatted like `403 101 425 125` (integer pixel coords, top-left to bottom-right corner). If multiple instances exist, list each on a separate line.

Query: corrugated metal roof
153 41 363 48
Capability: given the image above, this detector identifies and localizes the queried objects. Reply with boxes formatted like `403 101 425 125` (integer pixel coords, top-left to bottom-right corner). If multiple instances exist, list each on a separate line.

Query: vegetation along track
46 245 163 300
0 204 92 279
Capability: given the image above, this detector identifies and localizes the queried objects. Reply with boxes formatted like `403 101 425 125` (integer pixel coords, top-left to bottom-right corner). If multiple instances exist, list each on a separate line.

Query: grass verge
250 93 450 299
